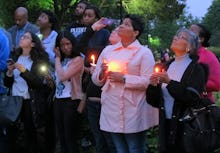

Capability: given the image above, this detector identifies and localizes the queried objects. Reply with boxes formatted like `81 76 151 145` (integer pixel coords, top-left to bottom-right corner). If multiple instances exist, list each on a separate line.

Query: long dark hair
55 30 80 62
13 31 49 63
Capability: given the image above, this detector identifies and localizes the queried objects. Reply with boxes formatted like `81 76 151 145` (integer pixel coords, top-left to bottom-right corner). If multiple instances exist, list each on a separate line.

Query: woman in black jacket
146 28 208 153
4 31 49 153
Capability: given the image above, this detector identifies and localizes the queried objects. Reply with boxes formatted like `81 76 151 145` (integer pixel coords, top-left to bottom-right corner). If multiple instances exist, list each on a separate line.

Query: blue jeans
111 131 147 153
86 100 116 153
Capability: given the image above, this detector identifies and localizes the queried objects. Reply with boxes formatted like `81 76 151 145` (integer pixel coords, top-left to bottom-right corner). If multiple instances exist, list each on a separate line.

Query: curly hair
14 31 49 63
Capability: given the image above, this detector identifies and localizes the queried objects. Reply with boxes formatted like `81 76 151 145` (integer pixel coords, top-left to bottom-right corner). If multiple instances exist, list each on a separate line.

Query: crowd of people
0 1 220 153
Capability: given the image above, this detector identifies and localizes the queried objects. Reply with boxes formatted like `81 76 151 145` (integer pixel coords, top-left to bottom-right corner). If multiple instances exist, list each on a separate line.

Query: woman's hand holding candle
99 62 108 81
108 71 125 83
90 54 96 66
150 71 171 86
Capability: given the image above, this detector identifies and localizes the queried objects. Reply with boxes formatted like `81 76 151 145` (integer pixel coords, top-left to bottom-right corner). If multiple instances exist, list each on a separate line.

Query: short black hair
196 23 211 47
41 10 57 30
124 14 145 38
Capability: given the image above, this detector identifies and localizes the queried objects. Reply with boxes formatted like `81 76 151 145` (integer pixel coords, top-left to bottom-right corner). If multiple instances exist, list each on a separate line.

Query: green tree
26 0 78 30
147 9 200 59
0 0 78 30
0 0 27 27
0 0 186 31
203 0 220 46
123 0 186 21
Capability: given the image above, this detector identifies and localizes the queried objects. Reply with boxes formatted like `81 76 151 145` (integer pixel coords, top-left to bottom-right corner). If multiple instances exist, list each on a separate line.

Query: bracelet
20 67 26 73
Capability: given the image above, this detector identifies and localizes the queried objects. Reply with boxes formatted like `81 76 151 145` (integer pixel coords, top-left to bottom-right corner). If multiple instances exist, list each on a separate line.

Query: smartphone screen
7 58 15 65
102 18 115 26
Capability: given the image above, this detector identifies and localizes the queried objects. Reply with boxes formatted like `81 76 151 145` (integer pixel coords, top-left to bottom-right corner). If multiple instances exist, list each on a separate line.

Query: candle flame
154 67 160 73
91 54 95 65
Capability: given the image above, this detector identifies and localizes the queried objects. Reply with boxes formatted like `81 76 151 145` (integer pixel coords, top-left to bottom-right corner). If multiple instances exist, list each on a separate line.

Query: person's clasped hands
149 69 171 86
100 63 125 83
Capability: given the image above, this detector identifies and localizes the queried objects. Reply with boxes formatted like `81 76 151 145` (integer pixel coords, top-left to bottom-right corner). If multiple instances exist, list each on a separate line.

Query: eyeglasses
175 33 188 41
21 35 32 41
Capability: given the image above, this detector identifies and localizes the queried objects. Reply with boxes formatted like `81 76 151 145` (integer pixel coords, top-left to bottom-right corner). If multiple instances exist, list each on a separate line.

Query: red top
198 46 220 102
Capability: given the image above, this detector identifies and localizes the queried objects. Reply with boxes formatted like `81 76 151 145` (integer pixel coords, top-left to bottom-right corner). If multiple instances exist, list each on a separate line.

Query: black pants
22 99 38 153
6 99 39 153
162 119 182 153
54 98 80 153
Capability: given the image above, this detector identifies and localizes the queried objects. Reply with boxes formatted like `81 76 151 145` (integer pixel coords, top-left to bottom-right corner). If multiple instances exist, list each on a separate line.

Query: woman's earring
186 48 190 52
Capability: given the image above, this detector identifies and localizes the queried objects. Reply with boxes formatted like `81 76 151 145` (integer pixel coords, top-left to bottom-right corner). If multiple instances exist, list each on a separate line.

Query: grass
214 92 220 106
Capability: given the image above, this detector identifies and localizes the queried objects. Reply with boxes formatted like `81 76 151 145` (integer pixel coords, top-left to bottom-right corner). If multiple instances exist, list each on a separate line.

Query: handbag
0 95 23 126
179 87 220 153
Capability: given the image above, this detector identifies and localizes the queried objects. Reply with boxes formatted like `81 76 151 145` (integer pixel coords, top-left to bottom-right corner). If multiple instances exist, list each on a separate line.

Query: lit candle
90 54 96 66
108 61 121 72
154 67 161 73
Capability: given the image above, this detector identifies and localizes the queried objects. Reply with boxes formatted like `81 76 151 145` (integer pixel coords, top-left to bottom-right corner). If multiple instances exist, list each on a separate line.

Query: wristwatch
123 76 126 83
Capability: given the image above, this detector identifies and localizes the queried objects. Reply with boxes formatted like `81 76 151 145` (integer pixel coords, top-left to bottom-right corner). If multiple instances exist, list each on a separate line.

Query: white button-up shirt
92 40 158 133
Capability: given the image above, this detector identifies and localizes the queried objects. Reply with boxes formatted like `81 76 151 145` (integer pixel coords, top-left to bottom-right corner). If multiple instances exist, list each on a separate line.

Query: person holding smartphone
4 31 49 153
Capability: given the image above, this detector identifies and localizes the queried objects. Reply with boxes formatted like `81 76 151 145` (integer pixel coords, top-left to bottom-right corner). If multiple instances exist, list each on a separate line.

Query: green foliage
26 0 54 9
215 92 220 106
146 126 159 153
0 0 186 32
123 0 186 21
0 0 26 28
147 11 201 57
89 0 122 19
203 0 220 47
209 46 220 61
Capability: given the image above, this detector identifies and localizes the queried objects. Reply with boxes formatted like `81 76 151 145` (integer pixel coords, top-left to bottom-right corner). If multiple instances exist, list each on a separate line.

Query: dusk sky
186 0 213 18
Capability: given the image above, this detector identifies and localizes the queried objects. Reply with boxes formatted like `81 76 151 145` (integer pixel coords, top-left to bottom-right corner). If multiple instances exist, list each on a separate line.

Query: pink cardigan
55 56 84 100
198 46 220 102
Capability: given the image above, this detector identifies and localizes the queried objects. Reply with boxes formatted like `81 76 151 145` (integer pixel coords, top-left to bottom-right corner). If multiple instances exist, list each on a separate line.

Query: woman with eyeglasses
146 28 208 153
4 31 49 153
